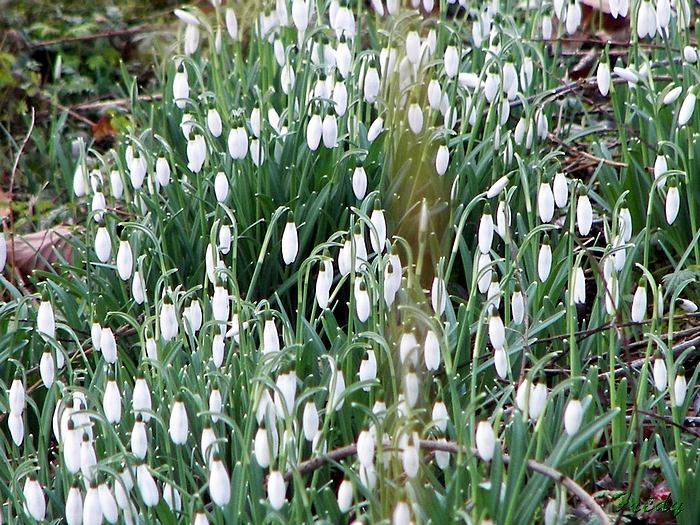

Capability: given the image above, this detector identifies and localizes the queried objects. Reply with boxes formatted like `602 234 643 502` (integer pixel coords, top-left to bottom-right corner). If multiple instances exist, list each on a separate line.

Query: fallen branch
28 26 167 49
286 439 611 525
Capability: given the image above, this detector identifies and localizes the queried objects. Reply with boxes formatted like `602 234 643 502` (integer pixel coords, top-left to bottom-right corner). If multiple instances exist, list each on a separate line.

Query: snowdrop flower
322 109 338 149
487 175 509 199
66 483 83 525
363 59 380 103
355 278 370 322
228 121 248 160
73 163 87 197
352 161 367 200
566 0 582 34
201 423 217 465
129 152 147 190
477 252 492 294
37 347 54 389
207 106 222 138
552 172 568 208
393 500 411 525
209 454 231 507
173 64 189 109
95 225 112 263
407 99 424 135
356 430 375 468
133 372 152 421
369 200 387 253
444 40 459 78
367 116 384 142
678 88 696 127
37 293 56 339
653 154 668 185
637 0 656 39
103 374 122 424
262 314 280 355
281 213 299 266
117 235 133 281
405 30 421 65
404 365 420 408
494 347 508 379
401 432 420 478
488 311 505 350
267 470 286 510
169 394 189 445
564 397 583 436
62 420 81 471
434 139 450 176
159 297 178 341
315 257 333 310
663 85 683 105
187 133 207 173
359 348 377 389
631 279 647 323
132 270 145 305
475 419 496 461
665 177 680 225
329 364 346 411
253 423 273 466
100 326 117 364
674 366 687 407
538 234 552 282
306 112 322 151
573 265 586 305
91 190 106 222
430 398 449 433
98 483 118 524
225 7 238 40
529 378 548 420
684 46 698 63
162 484 182 512
576 187 593 236
399 329 420 366
219 224 231 255
653 352 667 391
595 56 611 97
431 276 447 316
23 475 46 521
214 172 229 203
538 177 554 223
679 298 698 313
423 330 442 370
337 479 353 513
302 400 319 442
332 77 348 117
483 67 500 104
478 204 494 254
9 410 24 446
618 201 632 242
80 433 97 479
512 284 525 325
136 464 160 507
336 35 351 78
212 283 229 324
274 367 297 418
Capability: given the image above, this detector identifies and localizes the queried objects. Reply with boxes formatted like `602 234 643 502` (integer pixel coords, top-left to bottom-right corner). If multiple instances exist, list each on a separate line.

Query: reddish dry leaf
5 226 75 282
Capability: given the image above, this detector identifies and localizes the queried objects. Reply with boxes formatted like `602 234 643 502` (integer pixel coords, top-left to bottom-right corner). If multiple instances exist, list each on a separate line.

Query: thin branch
287 440 611 525
28 26 167 49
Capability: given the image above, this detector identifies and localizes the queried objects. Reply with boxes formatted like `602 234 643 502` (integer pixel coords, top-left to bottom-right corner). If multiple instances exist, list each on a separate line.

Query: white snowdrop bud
407 100 424 135
512 284 525 325
274 368 297 418
631 280 647 323
91 191 106 222
444 42 459 78
91 322 102 350
538 178 554 223
227 124 248 160
573 265 586 305
393 500 411 525
129 153 147 190
352 224 368 271
553 172 568 209
637 0 656 38
431 276 447 316
428 75 442 110
402 433 420 478
104 375 122 424
424 329 441 371
576 187 593 236
315 257 333 310
356 430 375 468
484 67 500 104
597 58 611 97
653 353 667 391
478 204 494 255
187 134 207 173
160 298 178 341
488 311 505 350
101 327 117 364
367 116 384 142
83 484 102 525
212 333 225 368
136 464 160 507
544 499 559 525
404 366 419 408
435 140 449 176
541 14 553 39
207 107 222 138
399 329 419 366
262 315 280 355
477 252 492 294
224 8 238 40
405 31 421 65
80 434 97 479
155 157 170 188
302 400 319 442
281 213 298 266
280 63 295 95
116 237 133 281
514 117 527 145
201 424 217 466
330 364 346 411
39 347 54 388
66 483 83 525
306 113 322 151
665 177 680 225
653 154 668 186
219 224 231 255
332 77 348 116
322 110 338 148
619 202 633 242
663 85 683 105
657 0 670 28
679 298 698 313
678 88 696 127
95 226 112 263
355 279 370 323
74 163 87 197
9 410 23 446
337 479 353 513
475 419 496 461
183 21 200 56
336 36 351 78
169 394 189 445
267 470 286 510
487 175 509 199
538 235 552 282
145 336 157 361
132 271 145 305
369 201 387 254
352 162 367 200
529 379 548 420
99 483 118 524
432 398 449 432
212 284 229 324
674 367 687 407
209 454 231 507
494 347 508 379
564 397 583 436
62 420 80 471
358 348 377 391
214 172 229 203
162 484 181 512
566 0 582 34
515 379 530 412
0 230 5 270
133 373 152 421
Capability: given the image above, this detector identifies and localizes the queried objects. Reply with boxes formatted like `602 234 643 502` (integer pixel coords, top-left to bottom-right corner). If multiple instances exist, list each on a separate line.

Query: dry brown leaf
5 226 75 282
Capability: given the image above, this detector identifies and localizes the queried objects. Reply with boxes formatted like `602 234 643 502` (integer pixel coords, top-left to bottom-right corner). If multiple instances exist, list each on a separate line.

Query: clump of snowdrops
2 0 700 524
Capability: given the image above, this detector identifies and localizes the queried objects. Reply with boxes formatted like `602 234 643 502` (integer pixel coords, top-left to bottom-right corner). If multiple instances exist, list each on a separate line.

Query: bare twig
287 440 612 525
28 26 167 49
